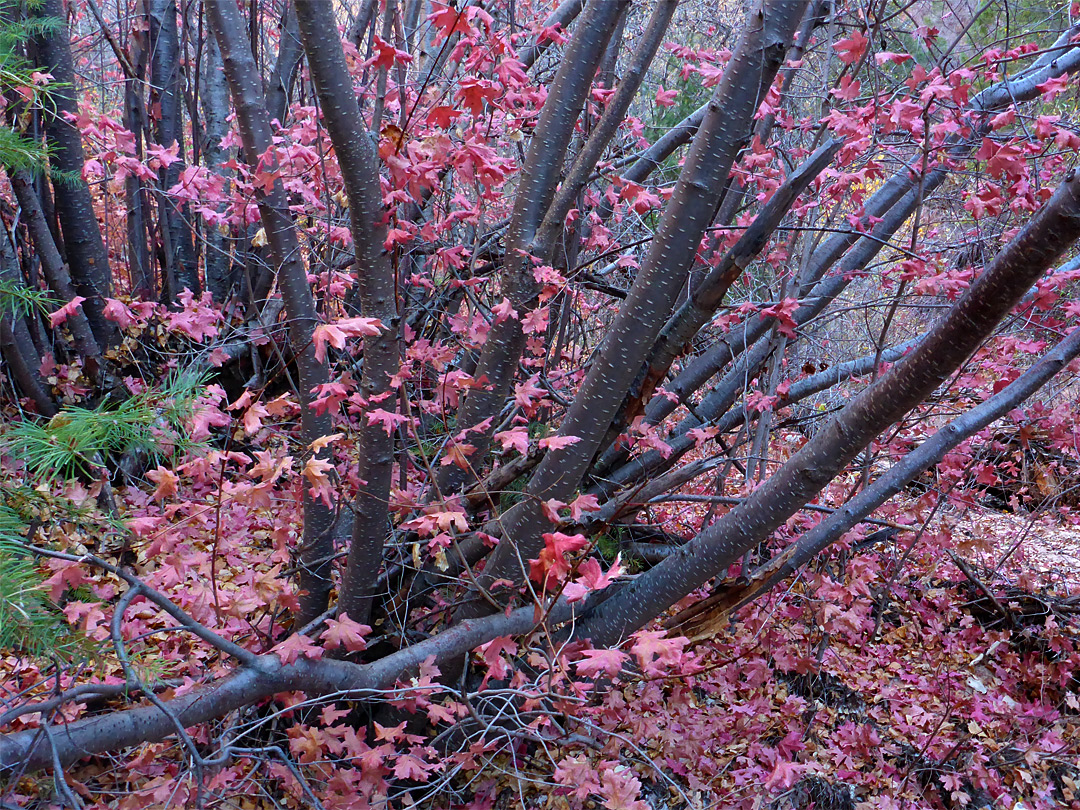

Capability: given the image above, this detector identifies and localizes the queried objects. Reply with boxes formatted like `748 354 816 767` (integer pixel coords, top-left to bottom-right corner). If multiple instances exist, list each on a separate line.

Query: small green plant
4 370 205 483
594 530 622 563
0 496 74 657
0 369 207 657
0 4 67 174
0 277 57 318
498 470 529 511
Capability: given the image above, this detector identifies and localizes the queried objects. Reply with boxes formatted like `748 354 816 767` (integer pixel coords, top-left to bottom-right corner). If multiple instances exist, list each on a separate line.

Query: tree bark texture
205 0 334 628
294 0 399 626
31 0 119 347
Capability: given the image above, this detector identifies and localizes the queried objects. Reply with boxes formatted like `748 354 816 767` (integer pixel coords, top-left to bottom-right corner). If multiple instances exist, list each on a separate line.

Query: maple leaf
428 1 473 42
492 297 518 324
320 705 350 726
367 408 409 436
102 298 137 328
535 22 568 46
426 105 462 127
145 140 181 167
764 759 805 790
655 86 678 107
303 456 335 505
494 427 530 455
242 401 270 434
403 506 469 537
43 561 88 600
440 441 477 469
521 306 549 334
554 755 603 800
228 390 254 412
273 633 324 664
1037 73 1071 100
698 61 726 87
568 493 600 521
311 316 383 363
833 28 868 64
875 51 913 64
541 497 567 524
456 77 500 117
630 629 689 676
146 466 179 501
374 721 408 743
48 296 86 328
309 433 344 453
745 389 779 413
529 531 590 586
514 375 547 411
539 434 581 451
687 426 719 447
832 75 861 101
762 297 800 338
393 751 437 781
368 35 412 71
563 555 624 603
575 648 629 678
165 290 222 341
477 635 517 682
322 612 371 653
599 769 649 810
287 726 325 763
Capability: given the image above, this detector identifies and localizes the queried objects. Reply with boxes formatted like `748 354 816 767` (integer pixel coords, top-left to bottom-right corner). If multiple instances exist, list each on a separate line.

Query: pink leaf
48 296 86 328
322 612 371 653
539 434 581 451
575 648 629 678
272 633 324 665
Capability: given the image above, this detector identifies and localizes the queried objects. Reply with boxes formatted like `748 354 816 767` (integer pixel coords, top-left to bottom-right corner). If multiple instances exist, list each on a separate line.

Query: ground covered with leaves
3 425 1080 810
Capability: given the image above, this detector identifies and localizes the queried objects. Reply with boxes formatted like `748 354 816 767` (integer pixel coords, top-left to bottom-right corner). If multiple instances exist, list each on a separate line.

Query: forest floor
534 498 1080 810
4 476 1080 810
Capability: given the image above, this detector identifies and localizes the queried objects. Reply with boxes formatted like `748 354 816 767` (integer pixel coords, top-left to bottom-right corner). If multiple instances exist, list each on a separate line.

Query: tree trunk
471 0 811 601
200 27 234 299
147 0 199 300
205 0 334 627
31 0 119 347
294 0 398 626
266 1 302 126
9 170 101 365
432 0 631 496
123 20 152 299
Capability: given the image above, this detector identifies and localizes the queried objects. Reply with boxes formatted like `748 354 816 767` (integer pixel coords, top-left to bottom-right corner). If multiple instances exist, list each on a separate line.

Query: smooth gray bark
31 0 119 346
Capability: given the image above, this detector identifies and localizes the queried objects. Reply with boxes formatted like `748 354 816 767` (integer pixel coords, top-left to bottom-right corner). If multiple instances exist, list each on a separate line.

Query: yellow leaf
309 433 344 453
